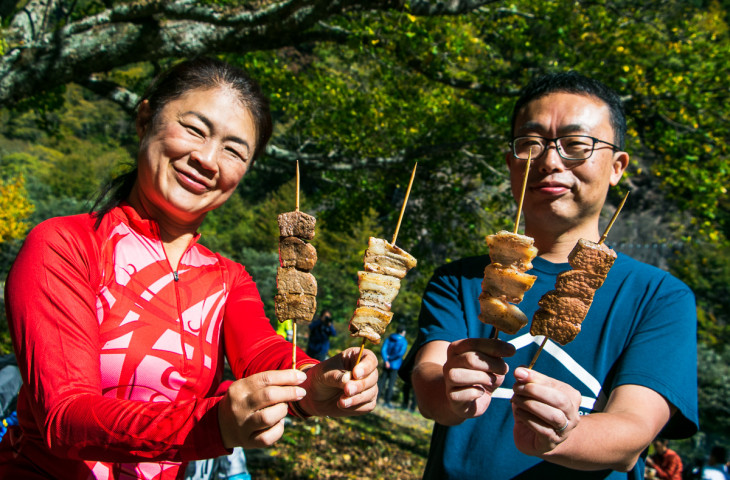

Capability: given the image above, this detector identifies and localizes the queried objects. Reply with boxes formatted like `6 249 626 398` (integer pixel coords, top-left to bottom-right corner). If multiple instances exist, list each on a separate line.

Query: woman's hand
297 347 379 417
442 337 515 419
510 366 582 455
217 369 307 449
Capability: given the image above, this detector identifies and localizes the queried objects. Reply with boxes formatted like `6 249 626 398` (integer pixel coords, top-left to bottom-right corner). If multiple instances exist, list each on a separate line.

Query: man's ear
609 151 630 186
136 100 152 139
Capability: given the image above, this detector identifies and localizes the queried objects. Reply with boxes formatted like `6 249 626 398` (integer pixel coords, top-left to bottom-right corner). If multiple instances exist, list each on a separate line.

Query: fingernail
295 387 306 398
342 398 351 408
341 371 351 383
514 367 527 380
296 371 307 382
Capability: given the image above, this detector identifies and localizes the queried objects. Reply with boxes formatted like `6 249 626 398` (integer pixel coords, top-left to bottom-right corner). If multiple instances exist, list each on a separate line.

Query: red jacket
0 205 313 479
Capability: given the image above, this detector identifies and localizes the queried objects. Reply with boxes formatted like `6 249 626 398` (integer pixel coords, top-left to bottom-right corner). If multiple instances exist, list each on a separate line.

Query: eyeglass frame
509 135 621 162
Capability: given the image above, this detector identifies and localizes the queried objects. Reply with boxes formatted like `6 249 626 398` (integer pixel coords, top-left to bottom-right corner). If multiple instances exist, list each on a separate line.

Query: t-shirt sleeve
222 261 316 379
5 217 226 462
399 263 471 382
611 273 698 438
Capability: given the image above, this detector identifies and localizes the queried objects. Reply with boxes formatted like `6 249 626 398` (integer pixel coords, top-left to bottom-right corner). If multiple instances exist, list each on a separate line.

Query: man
379 324 408 408
646 437 683 480
401 72 698 479
306 310 337 361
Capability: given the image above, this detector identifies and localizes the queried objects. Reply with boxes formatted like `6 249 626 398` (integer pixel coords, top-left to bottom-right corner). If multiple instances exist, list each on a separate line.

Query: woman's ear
136 100 152 139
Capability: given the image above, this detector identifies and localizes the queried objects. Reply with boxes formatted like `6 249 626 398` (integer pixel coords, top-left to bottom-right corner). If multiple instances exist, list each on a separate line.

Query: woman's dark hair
91 57 272 224
510 71 627 150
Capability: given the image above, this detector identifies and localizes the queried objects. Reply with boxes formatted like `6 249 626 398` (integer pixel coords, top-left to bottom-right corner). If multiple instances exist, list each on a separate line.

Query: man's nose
537 142 566 172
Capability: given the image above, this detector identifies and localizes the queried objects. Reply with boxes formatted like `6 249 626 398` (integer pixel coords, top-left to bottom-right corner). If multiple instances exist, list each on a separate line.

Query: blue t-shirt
401 253 698 480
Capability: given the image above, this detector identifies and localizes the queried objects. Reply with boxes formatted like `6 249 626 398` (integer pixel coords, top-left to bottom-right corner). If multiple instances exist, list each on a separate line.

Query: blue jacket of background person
381 332 408 370
307 318 336 357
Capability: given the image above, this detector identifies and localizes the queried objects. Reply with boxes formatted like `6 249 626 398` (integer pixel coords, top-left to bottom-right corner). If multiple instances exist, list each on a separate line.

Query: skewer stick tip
295 160 300 212
391 162 418 245
598 190 629 245
513 149 532 234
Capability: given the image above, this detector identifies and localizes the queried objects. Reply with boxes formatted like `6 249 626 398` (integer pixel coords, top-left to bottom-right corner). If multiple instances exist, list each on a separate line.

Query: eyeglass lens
513 136 595 160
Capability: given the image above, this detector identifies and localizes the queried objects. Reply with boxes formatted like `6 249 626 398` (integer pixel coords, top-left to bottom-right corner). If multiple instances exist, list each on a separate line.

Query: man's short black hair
511 71 627 150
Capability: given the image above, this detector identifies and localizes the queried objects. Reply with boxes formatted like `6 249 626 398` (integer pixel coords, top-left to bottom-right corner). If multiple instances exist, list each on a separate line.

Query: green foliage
696 343 730 437
0 175 34 243
670 239 730 347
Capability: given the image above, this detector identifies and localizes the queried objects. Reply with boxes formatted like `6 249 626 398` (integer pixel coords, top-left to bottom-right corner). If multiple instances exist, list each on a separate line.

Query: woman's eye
183 124 205 137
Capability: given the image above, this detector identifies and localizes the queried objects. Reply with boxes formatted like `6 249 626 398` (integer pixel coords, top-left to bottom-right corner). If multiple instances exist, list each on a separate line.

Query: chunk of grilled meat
278 211 316 240
275 293 317 322
279 236 317 271
481 263 537 304
477 293 529 335
276 267 317 296
363 237 417 279
356 271 401 311
486 230 538 271
349 306 394 344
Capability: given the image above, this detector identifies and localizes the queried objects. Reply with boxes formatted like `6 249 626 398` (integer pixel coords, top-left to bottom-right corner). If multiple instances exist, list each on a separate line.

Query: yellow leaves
616 46 625 53
622 65 630 72
407 14 417 22
0 175 34 243
342 453 351 462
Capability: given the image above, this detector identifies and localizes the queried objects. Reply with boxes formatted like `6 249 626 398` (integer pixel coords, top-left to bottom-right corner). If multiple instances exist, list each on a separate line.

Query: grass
246 403 433 479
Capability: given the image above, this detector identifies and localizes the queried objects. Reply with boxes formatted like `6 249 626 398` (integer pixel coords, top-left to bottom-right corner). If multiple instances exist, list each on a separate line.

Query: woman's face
135 86 257 226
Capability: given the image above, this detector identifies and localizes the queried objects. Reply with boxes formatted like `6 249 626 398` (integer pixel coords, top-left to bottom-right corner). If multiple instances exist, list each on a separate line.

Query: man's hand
442 337 516 419
297 347 379 417
217 369 307 449
510 366 582 455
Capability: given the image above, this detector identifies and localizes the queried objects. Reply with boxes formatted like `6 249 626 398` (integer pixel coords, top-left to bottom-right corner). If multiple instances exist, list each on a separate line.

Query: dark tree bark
0 0 500 105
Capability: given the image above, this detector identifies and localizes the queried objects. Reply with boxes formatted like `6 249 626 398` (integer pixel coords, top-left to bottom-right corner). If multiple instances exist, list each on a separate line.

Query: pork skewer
527 191 629 369
352 163 418 367
480 151 535 340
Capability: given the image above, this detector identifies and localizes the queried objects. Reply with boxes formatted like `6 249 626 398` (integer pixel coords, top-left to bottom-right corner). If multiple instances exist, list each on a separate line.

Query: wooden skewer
513 149 532 235
599 191 629 245
354 163 419 368
527 337 548 369
293 160 301 367
295 160 300 212
528 190 630 370
292 321 297 367
355 338 366 365
392 162 418 245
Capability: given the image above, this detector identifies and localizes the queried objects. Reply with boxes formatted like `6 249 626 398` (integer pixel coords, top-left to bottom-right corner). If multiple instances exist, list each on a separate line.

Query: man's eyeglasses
510 135 620 162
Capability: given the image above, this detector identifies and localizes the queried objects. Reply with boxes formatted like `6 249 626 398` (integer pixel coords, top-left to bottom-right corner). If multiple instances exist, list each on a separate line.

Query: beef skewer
351 163 418 367
527 191 629 369
480 151 535 339
275 161 318 366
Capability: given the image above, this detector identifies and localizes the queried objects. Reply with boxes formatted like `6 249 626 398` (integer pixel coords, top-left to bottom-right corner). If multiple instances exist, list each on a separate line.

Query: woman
0 57 378 479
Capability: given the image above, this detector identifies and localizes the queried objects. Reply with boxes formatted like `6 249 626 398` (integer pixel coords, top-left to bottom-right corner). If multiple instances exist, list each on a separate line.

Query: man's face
506 92 628 236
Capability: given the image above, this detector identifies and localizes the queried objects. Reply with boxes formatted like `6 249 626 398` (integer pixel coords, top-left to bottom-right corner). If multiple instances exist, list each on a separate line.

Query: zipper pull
173 271 179 282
